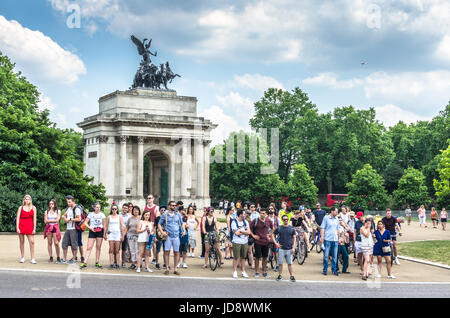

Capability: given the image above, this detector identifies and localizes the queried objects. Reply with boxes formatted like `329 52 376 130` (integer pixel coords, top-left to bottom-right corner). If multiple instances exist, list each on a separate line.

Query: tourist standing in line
354 212 365 269
158 201 185 275
320 207 341 276
186 205 199 257
336 215 351 274
16 195 37 264
250 209 273 278
247 203 260 270
80 202 105 269
405 205 412 226
200 207 207 258
418 205 427 228
104 204 125 269
144 195 159 264
154 205 165 270
219 199 224 214
382 209 402 265
360 219 375 280
273 215 296 282
440 208 447 231
126 206 141 270
120 203 131 268
373 221 395 278
136 210 153 273
225 206 237 260
267 204 279 269
231 209 250 278
43 199 61 263
178 207 189 268
430 207 439 229
202 207 223 268
61 195 82 264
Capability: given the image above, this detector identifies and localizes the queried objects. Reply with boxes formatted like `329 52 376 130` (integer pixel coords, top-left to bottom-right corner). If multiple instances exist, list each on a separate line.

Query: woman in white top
80 203 105 269
103 204 124 269
417 205 427 228
43 199 61 263
186 206 199 257
136 210 154 273
360 219 374 280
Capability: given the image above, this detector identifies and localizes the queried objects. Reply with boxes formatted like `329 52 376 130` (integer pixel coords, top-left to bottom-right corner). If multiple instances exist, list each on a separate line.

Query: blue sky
0 0 449 145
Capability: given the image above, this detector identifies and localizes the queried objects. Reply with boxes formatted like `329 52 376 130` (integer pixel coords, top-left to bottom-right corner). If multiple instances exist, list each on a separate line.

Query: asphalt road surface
0 269 449 298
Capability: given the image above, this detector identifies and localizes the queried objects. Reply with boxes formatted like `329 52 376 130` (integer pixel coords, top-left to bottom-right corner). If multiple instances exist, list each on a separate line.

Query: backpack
73 205 88 232
230 218 249 242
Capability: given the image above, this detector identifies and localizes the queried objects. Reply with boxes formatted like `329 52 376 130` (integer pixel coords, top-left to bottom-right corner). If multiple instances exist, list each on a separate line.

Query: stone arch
143 145 173 206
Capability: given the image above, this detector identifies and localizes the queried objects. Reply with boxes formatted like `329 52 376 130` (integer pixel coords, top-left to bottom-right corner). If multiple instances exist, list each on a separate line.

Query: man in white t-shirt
61 195 82 264
120 203 131 267
231 209 251 278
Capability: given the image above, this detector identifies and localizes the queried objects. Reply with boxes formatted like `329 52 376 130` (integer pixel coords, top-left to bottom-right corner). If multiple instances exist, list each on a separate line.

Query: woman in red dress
16 194 37 264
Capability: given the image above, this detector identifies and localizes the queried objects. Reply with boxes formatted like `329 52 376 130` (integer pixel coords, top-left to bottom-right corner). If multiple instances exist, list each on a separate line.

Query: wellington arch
77 88 216 208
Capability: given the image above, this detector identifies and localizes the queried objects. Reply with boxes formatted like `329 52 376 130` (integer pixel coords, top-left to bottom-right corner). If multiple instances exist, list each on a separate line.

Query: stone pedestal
78 88 216 209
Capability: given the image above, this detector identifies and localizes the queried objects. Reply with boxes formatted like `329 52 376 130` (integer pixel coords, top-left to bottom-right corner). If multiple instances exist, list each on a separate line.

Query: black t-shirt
355 220 364 242
382 216 397 234
273 225 296 250
313 209 326 226
291 216 304 228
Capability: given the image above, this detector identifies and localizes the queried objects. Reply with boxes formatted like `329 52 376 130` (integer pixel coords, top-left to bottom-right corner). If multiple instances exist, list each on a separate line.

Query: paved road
1 269 449 298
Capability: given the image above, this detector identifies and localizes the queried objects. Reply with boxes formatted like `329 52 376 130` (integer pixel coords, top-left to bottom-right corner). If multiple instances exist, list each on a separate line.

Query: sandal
164 270 169 275
202 264 208 269
173 271 180 275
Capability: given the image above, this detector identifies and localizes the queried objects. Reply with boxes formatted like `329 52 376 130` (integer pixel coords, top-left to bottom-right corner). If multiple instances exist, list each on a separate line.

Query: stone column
203 140 211 205
119 136 127 197
196 139 204 199
82 138 87 175
97 136 109 191
137 137 144 198
181 138 191 199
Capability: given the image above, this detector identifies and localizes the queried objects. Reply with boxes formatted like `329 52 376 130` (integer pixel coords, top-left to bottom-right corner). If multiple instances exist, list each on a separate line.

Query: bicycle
293 229 308 265
267 242 277 270
206 232 221 271
309 227 323 253
218 227 229 253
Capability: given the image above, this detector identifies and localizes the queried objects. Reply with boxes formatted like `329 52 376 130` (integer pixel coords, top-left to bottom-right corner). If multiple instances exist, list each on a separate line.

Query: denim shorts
278 249 293 265
164 236 180 252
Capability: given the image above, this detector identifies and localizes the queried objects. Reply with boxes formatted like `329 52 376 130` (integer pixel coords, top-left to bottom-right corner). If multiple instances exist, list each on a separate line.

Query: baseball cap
356 212 364 219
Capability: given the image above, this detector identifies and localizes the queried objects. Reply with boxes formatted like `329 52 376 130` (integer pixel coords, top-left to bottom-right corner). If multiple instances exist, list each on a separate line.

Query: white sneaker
375 274 381 278
145 267 153 273
233 271 238 278
30 259 36 264
136 268 141 273
177 262 181 268
20 258 25 263
395 258 400 265
242 272 249 278
182 262 188 268
388 275 396 279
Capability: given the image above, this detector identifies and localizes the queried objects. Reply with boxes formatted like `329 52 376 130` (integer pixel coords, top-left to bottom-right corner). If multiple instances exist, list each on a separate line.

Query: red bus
327 194 348 207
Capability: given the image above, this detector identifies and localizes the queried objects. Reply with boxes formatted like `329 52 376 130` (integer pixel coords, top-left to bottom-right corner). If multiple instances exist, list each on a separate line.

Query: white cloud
374 104 432 127
233 74 284 92
38 94 56 112
0 15 86 84
56 113 67 125
303 73 363 89
216 92 254 110
69 107 81 113
200 105 246 146
436 35 450 63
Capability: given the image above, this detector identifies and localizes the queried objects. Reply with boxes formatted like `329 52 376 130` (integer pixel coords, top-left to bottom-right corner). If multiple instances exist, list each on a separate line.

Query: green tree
0 51 107 230
345 164 390 210
434 144 450 208
393 167 431 209
210 131 286 206
286 163 318 206
250 87 317 182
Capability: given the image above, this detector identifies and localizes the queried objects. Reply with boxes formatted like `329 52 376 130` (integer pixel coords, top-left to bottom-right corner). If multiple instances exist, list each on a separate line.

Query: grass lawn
397 240 450 266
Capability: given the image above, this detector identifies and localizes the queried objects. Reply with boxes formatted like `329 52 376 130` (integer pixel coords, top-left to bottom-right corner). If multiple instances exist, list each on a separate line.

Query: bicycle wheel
308 235 315 252
209 248 219 271
297 240 307 265
316 240 323 253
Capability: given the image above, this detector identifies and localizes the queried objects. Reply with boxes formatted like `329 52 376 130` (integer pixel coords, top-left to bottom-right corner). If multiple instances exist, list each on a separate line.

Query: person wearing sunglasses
202 207 223 268
153 205 166 270
120 203 131 268
126 206 141 270
103 204 125 269
250 208 273 278
158 201 186 275
272 215 296 282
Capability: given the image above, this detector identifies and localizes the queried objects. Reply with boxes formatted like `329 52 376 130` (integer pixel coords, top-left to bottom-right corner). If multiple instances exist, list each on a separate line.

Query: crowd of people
15 194 448 281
